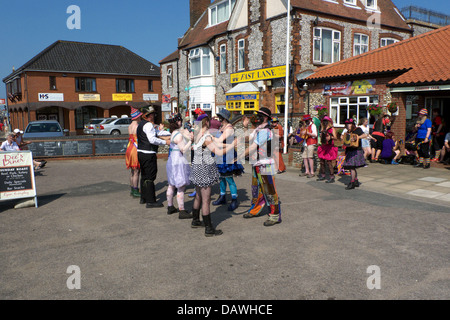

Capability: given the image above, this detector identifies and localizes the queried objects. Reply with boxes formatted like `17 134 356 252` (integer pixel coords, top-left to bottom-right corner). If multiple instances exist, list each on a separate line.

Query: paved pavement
0 157 449 300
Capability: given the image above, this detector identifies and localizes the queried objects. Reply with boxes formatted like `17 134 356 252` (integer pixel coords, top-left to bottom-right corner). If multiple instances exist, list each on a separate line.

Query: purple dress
166 131 191 188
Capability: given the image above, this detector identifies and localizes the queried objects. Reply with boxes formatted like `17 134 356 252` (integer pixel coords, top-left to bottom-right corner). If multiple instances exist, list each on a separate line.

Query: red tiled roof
306 25 450 85
291 0 411 31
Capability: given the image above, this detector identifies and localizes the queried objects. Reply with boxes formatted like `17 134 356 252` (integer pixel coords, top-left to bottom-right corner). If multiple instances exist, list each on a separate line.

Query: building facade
3 41 161 135
160 0 412 120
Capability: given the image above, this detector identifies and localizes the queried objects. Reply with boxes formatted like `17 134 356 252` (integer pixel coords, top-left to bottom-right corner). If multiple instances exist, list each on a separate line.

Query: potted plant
314 105 328 117
387 102 398 114
368 104 383 117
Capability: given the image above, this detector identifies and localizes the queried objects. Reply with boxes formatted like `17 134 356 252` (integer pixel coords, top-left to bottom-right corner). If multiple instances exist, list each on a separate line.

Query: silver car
83 118 109 135
23 120 68 139
95 117 132 135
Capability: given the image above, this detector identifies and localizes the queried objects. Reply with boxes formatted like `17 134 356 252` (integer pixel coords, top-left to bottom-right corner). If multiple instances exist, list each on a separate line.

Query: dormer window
343 0 357 6
365 0 377 10
209 0 236 27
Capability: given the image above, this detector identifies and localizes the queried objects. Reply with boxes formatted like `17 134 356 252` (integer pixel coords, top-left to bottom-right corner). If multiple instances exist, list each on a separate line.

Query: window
354 34 369 56
220 44 227 74
75 106 97 129
344 0 357 5
189 47 212 77
116 79 135 93
313 28 341 64
366 0 377 10
330 96 378 126
209 0 236 26
148 80 153 91
238 39 245 71
381 38 399 47
75 78 96 92
167 68 173 88
49 76 57 90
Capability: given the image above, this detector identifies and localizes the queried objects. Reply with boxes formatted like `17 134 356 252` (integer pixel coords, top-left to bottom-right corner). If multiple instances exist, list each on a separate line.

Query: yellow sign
79 94 101 102
231 66 286 84
112 94 133 101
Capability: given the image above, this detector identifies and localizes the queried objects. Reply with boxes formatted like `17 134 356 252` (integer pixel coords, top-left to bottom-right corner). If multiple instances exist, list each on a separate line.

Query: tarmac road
0 158 449 300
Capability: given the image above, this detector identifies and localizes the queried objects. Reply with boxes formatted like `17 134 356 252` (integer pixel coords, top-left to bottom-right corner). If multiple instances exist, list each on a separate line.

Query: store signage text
231 66 286 84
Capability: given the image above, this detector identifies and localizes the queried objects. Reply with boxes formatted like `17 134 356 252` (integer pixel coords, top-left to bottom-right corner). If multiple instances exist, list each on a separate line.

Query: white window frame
381 38 399 47
219 44 227 74
353 33 369 56
189 47 212 78
167 68 173 88
313 27 341 64
365 0 377 10
330 96 379 127
238 39 245 71
208 0 237 27
343 0 357 6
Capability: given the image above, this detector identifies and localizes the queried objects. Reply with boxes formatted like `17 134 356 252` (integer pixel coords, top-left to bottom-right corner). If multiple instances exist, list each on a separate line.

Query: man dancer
137 105 170 208
241 107 281 227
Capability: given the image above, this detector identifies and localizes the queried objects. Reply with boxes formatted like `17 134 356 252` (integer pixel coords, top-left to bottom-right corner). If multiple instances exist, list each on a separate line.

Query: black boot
167 205 178 215
203 214 223 237
191 209 204 228
228 198 238 211
345 181 356 190
212 194 227 206
179 210 193 219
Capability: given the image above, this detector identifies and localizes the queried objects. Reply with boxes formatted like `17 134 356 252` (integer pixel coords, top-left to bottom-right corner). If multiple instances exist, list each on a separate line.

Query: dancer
126 106 143 198
271 117 286 174
211 109 244 211
241 107 281 227
166 113 193 219
189 111 237 237
316 116 338 183
300 114 318 178
342 118 368 190
137 105 171 208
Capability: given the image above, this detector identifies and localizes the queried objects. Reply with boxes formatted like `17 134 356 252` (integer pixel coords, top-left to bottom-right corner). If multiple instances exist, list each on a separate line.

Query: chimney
190 0 211 28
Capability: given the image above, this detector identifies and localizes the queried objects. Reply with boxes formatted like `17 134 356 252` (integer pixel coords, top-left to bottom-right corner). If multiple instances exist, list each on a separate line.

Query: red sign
0 99 5 104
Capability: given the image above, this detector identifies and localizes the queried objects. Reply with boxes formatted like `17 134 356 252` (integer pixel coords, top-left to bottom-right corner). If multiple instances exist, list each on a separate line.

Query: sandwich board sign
0 151 38 207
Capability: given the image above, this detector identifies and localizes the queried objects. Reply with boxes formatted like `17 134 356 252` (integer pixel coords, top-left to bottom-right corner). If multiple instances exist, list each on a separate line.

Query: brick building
304 25 450 138
159 0 412 120
3 40 161 135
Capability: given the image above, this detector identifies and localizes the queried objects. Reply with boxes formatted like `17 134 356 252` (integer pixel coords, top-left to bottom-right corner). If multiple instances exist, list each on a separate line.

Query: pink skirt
317 144 338 161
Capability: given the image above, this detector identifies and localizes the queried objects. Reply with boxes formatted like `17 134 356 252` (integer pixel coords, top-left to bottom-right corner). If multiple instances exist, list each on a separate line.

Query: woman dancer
189 111 237 237
316 116 338 183
342 118 368 190
126 106 143 197
211 109 244 211
166 113 193 219
358 117 373 161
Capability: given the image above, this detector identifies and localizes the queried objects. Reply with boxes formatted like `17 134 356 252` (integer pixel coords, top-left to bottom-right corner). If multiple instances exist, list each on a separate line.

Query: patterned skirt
125 135 139 170
343 149 366 169
189 163 220 188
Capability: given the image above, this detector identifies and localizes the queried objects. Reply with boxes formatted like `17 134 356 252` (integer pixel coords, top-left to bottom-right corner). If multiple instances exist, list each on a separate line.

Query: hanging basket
368 104 383 116
388 102 398 114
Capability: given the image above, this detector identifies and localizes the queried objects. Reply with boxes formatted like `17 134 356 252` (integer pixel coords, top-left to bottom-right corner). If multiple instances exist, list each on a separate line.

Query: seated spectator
1 132 20 151
439 132 450 164
288 121 305 147
380 131 401 164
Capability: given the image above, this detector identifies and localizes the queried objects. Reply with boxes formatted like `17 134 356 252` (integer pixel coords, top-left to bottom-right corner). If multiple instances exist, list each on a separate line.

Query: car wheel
111 130 121 135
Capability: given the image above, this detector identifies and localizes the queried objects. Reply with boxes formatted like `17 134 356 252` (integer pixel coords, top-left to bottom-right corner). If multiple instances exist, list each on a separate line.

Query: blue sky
0 0 449 102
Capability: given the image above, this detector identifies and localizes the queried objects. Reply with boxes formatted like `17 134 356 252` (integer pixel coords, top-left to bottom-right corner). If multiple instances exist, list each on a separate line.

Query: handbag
343 133 359 148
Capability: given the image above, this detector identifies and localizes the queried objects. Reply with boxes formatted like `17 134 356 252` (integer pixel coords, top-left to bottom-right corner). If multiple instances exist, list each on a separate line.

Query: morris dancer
241 107 281 227
126 106 143 197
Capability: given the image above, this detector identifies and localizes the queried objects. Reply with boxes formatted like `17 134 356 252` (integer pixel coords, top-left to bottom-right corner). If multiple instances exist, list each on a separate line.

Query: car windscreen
89 119 104 124
26 123 61 133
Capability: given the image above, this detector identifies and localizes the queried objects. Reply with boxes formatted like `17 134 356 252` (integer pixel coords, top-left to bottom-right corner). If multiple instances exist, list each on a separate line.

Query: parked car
23 120 68 138
83 118 110 135
95 117 132 135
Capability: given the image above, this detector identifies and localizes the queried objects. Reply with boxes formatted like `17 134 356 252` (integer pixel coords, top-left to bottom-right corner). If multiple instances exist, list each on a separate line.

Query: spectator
299 114 318 178
358 117 373 161
370 114 390 162
439 132 450 164
380 131 401 164
13 129 47 170
288 121 305 148
414 108 432 169
1 132 20 151
431 108 446 161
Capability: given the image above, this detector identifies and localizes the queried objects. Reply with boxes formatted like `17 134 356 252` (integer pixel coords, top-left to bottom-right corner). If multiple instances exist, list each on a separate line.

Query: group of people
0 129 47 170
125 104 283 238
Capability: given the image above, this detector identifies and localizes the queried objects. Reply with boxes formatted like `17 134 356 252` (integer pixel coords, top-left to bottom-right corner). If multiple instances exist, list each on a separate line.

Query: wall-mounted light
314 16 319 26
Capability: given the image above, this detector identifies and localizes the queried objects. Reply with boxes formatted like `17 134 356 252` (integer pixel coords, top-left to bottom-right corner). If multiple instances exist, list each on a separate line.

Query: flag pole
283 0 291 154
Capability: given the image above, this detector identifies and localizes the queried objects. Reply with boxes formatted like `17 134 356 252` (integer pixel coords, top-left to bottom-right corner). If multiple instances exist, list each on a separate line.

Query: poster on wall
323 80 376 96
0 151 38 207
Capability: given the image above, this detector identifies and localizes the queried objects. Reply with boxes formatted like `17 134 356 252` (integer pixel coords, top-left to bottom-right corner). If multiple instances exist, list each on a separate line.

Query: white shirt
137 122 169 154
1 140 20 151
